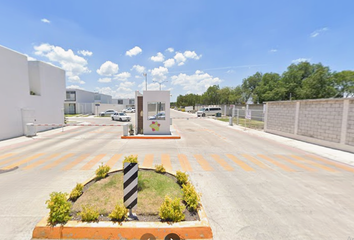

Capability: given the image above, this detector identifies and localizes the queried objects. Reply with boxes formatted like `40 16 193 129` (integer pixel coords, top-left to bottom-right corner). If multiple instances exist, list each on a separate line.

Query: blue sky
1 0 353 101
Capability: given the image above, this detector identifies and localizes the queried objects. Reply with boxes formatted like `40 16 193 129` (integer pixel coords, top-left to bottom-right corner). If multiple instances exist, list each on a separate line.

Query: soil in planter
70 169 200 222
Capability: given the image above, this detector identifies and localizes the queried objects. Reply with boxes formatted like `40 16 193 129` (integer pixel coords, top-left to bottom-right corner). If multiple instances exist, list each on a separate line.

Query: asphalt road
0 110 354 240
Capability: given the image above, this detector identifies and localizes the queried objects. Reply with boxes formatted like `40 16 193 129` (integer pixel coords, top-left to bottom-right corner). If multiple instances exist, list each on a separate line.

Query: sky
1 0 353 101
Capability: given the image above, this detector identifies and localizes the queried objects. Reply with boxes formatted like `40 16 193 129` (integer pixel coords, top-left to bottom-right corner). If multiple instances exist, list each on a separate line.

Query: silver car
112 112 131 121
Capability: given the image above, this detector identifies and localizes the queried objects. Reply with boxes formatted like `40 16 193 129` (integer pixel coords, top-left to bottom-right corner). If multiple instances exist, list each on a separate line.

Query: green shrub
155 164 166 173
109 202 128 221
122 155 138 168
95 163 110 180
79 205 99 222
182 183 200 211
69 183 84 201
159 196 185 222
46 192 72 225
176 171 188 185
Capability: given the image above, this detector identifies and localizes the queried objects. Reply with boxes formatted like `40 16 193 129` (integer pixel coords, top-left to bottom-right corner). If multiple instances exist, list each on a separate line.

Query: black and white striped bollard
123 162 138 219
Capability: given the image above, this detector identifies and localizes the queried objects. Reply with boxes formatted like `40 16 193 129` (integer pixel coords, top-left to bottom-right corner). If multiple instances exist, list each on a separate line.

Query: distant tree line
176 61 354 107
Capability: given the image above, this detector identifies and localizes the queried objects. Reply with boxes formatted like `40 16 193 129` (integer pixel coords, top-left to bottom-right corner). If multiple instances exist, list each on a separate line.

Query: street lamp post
153 80 168 90
143 73 147 91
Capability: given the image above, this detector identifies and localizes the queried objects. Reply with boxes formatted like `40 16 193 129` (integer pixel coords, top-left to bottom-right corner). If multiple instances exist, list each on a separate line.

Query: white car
112 112 131 121
123 107 135 113
99 109 117 117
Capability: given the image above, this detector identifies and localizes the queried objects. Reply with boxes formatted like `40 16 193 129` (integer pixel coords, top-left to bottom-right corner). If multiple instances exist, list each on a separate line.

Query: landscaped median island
32 155 213 240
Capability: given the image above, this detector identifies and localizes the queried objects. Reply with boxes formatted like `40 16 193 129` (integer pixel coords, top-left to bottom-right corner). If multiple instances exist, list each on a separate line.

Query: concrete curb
32 168 213 240
121 135 181 139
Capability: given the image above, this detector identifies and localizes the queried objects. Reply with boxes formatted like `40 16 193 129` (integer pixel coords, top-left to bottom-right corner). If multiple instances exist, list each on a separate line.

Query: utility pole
153 80 168 90
143 73 147 91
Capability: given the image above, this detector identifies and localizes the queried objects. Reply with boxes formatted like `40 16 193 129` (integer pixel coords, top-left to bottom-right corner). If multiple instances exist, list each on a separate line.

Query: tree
202 85 220 105
241 72 262 103
218 87 232 104
254 73 285 103
333 70 354 97
229 86 244 104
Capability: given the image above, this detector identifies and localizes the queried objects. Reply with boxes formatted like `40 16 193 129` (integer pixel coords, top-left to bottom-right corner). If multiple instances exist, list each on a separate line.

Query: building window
66 91 76 101
129 99 135 105
147 102 165 120
118 99 123 104
94 94 101 101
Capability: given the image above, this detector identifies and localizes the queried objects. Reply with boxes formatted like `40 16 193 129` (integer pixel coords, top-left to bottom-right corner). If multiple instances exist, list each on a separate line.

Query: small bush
182 183 200 211
109 202 128 221
155 164 166 173
176 171 188 185
46 192 71 225
95 163 110 180
69 183 84 201
159 196 185 222
122 155 138 168
79 205 99 222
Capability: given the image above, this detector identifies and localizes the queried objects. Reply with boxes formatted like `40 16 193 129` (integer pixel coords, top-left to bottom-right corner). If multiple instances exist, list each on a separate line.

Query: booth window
147 102 165 120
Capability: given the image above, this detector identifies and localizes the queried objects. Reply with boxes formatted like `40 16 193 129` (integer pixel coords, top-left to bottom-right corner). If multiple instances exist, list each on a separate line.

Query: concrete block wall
265 98 354 153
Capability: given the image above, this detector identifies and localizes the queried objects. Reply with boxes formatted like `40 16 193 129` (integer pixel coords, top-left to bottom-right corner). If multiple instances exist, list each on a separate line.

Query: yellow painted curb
121 135 181 139
32 168 213 240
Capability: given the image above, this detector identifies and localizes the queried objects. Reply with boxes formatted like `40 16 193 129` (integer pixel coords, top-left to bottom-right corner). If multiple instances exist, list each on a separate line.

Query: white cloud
269 49 278 53
163 58 175 68
120 81 135 88
114 72 131 81
292 58 311 64
174 52 186 66
67 85 85 90
310 27 328 38
24 54 37 61
126 46 142 57
184 50 201 60
171 70 222 94
226 70 235 74
41 18 50 24
96 61 119 76
78 50 93 56
166 48 174 53
131 65 146 74
151 52 165 62
138 82 162 91
34 43 90 84
151 66 169 81
98 78 112 83
135 75 143 79
95 86 135 99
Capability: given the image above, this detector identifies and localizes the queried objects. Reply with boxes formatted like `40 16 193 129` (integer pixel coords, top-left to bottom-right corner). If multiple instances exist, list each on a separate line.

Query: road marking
178 154 192 172
275 155 316 172
81 154 106 170
211 154 234 171
258 155 295 172
242 154 269 169
225 154 254 171
0 153 15 160
0 155 23 167
23 153 60 170
161 154 172 172
105 154 122 168
306 154 354 173
62 154 90 170
290 155 337 172
142 154 154 168
42 153 75 170
194 154 213 171
2 153 45 170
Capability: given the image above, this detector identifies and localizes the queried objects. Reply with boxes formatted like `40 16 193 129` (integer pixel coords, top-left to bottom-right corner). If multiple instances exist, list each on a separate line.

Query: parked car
197 107 222 117
112 112 131 121
149 112 165 120
99 109 117 117
123 107 135 113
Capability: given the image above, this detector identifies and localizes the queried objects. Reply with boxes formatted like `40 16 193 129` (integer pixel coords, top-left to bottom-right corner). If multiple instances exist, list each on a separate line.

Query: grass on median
217 117 264 130
71 170 182 216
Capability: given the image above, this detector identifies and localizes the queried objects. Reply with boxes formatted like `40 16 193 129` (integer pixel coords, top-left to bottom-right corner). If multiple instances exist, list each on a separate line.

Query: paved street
0 110 354 240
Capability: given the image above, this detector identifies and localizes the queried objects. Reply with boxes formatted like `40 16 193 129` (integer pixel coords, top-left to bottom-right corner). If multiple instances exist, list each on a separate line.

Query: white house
0 45 65 140
112 98 135 110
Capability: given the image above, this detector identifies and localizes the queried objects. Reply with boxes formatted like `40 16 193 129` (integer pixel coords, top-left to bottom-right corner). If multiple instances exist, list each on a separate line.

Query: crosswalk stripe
0 153 15 160
0 155 23 167
62 154 90 170
42 153 75 170
290 155 337 172
242 154 269 169
211 154 234 171
194 154 213 171
161 154 172 172
258 155 295 172
306 154 354 173
178 154 192 172
105 154 122 168
275 155 316 172
2 153 45 170
23 153 60 170
142 154 154 168
81 154 106 170
225 154 254 171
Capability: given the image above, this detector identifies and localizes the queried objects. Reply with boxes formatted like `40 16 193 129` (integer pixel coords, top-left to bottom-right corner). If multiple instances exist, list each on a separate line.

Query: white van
197 107 222 117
